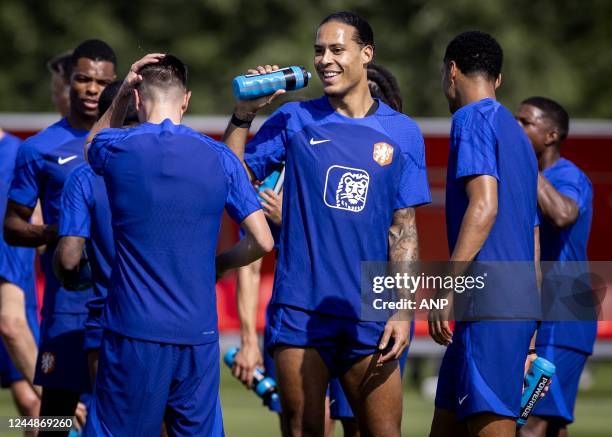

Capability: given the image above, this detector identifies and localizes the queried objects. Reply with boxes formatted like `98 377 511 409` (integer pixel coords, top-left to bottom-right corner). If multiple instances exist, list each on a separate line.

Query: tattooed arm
378 207 419 363
53 236 87 287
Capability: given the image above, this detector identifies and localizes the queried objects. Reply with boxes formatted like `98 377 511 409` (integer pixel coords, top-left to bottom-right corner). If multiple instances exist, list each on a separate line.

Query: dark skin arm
537 173 579 229
429 175 498 345
53 236 86 285
4 201 57 247
378 207 419 364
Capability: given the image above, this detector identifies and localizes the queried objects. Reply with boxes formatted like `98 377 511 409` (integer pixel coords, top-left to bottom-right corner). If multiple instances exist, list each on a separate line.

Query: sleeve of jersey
395 128 432 209
243 109 289 181
455 113 499 181
58 169 92 238
550 172 583 209
222 149 262 223
8 142 44 208
89 128 124 175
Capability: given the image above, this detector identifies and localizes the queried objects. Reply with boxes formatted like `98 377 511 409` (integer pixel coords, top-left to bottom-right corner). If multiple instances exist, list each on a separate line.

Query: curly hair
367 63 402 112
444 31 503 81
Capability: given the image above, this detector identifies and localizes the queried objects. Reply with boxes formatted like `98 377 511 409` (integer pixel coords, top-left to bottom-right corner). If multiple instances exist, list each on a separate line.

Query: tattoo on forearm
388 208 419 262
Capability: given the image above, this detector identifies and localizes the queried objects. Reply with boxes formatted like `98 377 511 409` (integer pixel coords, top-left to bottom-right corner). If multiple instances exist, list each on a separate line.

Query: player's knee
0 313 28 341
11 382 41 416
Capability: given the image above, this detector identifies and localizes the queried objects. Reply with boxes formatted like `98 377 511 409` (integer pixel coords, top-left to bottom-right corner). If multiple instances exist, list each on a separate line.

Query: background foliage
1 0 611 117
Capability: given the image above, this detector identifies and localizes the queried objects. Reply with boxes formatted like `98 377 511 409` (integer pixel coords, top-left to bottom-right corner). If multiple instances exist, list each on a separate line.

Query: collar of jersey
319 95 388 122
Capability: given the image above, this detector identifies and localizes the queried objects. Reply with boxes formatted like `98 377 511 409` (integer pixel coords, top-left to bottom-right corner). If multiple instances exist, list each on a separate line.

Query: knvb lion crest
373 142 394 166
41 352 55 374
324 165 370 212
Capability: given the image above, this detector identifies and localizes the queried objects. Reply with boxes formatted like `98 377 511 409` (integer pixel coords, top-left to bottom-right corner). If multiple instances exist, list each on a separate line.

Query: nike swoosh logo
309 138 331 145
58 155 78 165
458 394 469 405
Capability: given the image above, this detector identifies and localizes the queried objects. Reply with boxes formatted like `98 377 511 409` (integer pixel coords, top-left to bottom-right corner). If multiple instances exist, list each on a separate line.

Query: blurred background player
223 11 430 436
47 50 73 117
4 39 116 433
53 80 138 385
429 31 540 437
0 128 41 433
84 53 273 436
516 97 596 437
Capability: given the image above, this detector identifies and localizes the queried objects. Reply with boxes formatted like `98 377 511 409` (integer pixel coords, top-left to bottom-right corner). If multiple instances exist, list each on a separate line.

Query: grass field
0 361 610 436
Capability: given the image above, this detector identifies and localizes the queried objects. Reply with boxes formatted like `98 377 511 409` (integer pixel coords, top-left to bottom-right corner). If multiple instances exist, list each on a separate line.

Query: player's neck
67 111 95 131
538 146 561 171
456 77 497 109
141 103 183 125
328 84 374 118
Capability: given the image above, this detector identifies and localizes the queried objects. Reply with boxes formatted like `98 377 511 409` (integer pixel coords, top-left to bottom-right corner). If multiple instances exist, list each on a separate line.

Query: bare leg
274 346 330 437
339 353 402 437
430 408 469 437
466 412 516 437
0 282 40 396
520 415 569 437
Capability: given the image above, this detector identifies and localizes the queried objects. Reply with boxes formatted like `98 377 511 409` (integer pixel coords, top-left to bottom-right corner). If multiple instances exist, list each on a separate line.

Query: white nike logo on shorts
58 155 78 165
309 138 331 145
458 394 469 405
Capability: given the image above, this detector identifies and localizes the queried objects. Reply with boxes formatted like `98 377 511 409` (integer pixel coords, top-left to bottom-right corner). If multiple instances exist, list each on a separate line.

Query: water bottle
517 357 556 426
224 347 280 407
257 166 285 202
233 66 311 100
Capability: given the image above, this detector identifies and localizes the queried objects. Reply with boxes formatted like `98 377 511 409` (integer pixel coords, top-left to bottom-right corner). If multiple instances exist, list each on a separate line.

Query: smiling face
314 21 373 97
69 57 116 119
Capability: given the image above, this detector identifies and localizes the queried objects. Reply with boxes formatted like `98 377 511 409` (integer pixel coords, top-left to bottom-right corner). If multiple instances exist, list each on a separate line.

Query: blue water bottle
232 66 311 100
224 347 280 408
518 357 556 426
257 166 285 202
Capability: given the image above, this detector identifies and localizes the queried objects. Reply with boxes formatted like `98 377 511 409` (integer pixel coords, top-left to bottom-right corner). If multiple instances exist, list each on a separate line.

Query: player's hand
378 315 411 364
524 351 551 398
260 189 283 226
428 288 454 346
233 65 286 120
74 401 87 431
232 338 263 388
120 53 165 96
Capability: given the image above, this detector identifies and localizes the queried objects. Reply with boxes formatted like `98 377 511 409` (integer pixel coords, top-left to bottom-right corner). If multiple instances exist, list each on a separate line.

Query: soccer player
0 128 41 425
53 80 138 385
516 97 596 437
4 39 116 428
47 50 73 117
223 11 430 436
83 53 273 436
429 31 540 437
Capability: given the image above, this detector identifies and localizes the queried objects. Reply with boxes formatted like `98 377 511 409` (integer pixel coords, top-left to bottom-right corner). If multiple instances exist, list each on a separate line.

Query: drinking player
223 11 430 436
4 39 116 429
429 31 540 437
84 53 273 435
516 97 596 437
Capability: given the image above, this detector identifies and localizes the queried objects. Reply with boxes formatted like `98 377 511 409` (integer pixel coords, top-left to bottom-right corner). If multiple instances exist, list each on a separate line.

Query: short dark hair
320 11 375 49
444 31 503 81
98 80 138 125
71 39 117 67
367 63 402 112
138 55 188 94
47 50 72 82
522 96 570 141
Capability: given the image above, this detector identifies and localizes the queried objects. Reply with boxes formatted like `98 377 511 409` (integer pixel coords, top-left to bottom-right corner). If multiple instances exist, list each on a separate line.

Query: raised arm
536 173 578 229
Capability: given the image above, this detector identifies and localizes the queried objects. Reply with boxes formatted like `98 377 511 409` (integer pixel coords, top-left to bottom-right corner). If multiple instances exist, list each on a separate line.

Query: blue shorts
0 304 40 388
435 321 537 420
531 345 588 423
266 304 389 378
34 313 91 393
0 243 35 292
328 323 413 420
85 331 224 436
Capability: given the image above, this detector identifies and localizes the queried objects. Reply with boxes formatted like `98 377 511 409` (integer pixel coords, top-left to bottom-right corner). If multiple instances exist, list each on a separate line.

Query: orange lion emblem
373 142 394 166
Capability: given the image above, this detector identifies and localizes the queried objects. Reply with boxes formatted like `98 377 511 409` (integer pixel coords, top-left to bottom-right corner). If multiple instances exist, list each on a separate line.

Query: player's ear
494 73 502 90
361 44 374 65
181 90 192 115
133 88 142 111
546 128 560 147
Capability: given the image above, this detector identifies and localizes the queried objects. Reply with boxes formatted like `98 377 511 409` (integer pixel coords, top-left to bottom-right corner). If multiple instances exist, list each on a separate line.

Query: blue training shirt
59 163 114 350
8 120 93 315
244 97 431 320
0 132 36 301
537 157 597 354
89 119 261 344
445 98 539 319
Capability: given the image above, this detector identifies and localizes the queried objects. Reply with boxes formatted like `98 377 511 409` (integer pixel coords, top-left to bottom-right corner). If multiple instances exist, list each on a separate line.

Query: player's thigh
466 412 516 437
339 353 402 437
0 281 27 320
430 407 469 437
274 346 329 425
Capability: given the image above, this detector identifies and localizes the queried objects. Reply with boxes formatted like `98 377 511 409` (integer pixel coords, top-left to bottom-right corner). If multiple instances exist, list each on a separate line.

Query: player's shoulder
454 98 499 126
551 158 592 188
0 131 22 147
65 163 96 187
21 118 83 153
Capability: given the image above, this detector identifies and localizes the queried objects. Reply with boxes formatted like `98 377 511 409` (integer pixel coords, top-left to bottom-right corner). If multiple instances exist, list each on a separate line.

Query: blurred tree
1 0 611 117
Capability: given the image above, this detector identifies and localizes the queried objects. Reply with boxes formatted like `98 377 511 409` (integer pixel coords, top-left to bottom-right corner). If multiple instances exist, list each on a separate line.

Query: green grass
0 362 610 436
